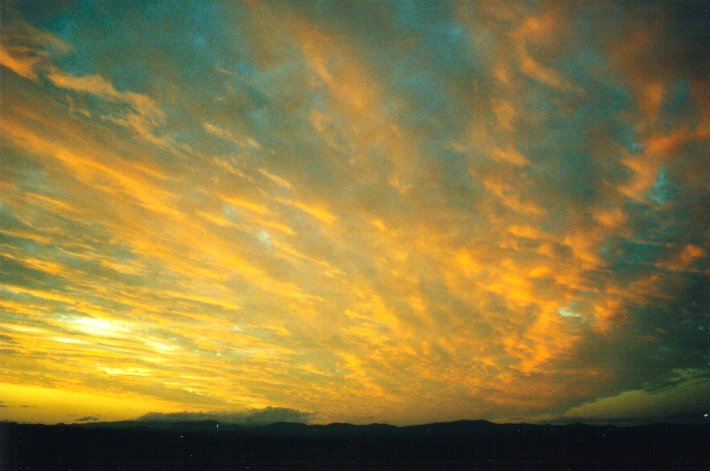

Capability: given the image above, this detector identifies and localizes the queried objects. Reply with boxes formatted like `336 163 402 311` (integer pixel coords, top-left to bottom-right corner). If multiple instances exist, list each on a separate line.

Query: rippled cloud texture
1 1 708 425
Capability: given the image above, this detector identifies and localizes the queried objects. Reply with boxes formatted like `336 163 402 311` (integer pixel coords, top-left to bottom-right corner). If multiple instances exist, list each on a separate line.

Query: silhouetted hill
2 419 708 469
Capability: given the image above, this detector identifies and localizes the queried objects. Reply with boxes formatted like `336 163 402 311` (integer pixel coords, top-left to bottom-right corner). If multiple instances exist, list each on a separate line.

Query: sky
0 0 708 426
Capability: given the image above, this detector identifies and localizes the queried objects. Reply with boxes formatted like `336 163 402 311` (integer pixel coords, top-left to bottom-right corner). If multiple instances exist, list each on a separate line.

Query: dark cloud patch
549 282 710 418
559 376 710 425
75 416 99 422
138 407 311 425
656 1 710 81
582 0 709 82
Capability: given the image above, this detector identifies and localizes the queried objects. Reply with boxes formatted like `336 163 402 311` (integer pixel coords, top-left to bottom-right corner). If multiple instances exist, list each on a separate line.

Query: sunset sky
1 0 708 426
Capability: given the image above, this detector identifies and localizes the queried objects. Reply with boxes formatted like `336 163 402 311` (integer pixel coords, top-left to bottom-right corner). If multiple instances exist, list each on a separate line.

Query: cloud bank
138 407 311 425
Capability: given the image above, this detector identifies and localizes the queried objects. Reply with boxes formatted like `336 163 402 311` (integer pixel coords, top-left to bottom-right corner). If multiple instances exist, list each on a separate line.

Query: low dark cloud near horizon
137 407 311 425
75 416 100 422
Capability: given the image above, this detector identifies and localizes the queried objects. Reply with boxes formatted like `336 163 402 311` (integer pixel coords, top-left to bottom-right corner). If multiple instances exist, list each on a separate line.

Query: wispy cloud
0 6 70 80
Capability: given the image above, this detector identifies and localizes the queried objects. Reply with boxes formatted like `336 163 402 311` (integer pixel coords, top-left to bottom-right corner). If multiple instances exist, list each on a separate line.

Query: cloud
560 376 710 423
510 11 582 93
274 197 338 226
45 70 166 144
203 123 261 150
1 1 707 427
0 6 70 80
0 5 168 150
75 416 100 422
137 407 311 425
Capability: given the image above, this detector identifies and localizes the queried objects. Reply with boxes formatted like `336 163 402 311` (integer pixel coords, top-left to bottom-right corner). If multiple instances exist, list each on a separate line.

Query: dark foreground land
1 420 709 470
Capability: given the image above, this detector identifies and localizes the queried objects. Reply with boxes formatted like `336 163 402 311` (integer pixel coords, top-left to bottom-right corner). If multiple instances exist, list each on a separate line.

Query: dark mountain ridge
2 419 708 469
